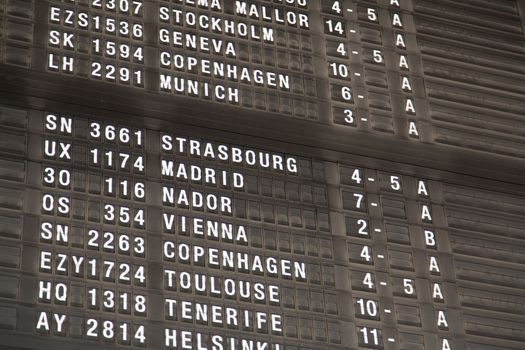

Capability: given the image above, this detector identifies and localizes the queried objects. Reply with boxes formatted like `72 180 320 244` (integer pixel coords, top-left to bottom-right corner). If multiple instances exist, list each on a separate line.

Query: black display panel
0 1 524 350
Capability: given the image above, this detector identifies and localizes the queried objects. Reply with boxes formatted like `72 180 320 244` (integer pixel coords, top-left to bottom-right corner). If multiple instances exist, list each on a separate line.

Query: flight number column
35 113 149 346
157 136 350 349
46 0 145 87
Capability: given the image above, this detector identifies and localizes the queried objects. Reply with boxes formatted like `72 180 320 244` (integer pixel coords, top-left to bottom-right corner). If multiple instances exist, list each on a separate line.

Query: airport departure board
0 1 524 350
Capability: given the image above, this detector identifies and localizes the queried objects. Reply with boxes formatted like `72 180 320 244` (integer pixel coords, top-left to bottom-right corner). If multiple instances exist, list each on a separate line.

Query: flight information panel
0 104 524 350
0 0 523 169
0 1 524 350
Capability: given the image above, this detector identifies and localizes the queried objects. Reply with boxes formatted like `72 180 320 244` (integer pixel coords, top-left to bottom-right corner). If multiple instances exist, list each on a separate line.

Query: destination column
158 133 352 349
157 0 324 119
